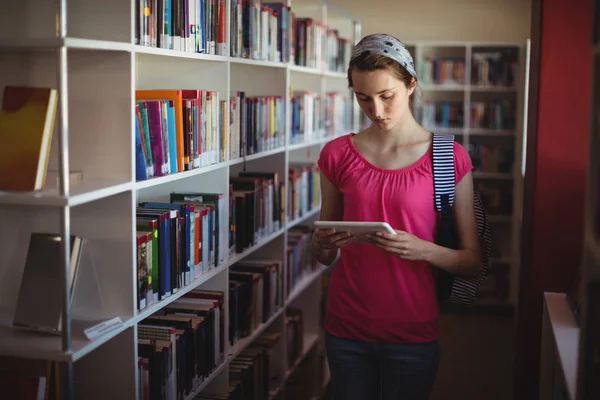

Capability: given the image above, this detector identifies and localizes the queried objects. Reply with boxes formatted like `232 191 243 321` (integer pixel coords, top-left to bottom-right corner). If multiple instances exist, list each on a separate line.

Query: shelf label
83 316 123 340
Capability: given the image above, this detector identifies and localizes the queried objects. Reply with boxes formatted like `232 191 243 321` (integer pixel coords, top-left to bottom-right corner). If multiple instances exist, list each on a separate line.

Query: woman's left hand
366 230 432 261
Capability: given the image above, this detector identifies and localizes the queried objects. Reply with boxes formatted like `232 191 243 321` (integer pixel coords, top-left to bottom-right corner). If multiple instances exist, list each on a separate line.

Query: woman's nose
372 100 384 117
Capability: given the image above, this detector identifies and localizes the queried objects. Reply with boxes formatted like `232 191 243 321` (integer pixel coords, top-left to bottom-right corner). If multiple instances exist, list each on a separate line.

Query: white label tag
83 316 123 340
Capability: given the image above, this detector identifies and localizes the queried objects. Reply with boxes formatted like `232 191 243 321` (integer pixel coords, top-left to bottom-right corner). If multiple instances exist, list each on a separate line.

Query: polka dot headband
350 34 417 79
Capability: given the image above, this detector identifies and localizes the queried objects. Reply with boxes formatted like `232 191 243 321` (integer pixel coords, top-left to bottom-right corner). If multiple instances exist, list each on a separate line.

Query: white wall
332 0 531 43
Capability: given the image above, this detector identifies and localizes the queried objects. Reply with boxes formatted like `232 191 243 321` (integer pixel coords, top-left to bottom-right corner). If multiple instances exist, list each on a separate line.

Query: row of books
287 164 320 224
135 0 227 55
135 90 226 181
468 142 514 174
134 88 350 184
216 332 282 400
229 172 284 252
230 1 353 71
136 256 300 400
199 329 283 400
419 57 466 86
291 15 352 72
133 0 353 73
285 309 304 370
416 100 516 131
287 227 317 299
136 195 223 309
134 164 318 311
417 101 465 130
470 100 516 130
416 52 518 88
137 288 225 399
230 259 284 344
134 182 277 309
197 308 306 400
229 1 285 62
136 253 316 399
289 91 352 145
472 51 518 87
229 92 286 160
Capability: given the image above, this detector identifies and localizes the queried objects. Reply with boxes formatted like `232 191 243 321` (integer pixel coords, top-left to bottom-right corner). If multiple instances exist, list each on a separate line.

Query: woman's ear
408 78 417 96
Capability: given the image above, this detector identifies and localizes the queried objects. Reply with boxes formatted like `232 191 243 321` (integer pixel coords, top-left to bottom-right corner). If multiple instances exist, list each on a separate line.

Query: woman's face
351 68 415 131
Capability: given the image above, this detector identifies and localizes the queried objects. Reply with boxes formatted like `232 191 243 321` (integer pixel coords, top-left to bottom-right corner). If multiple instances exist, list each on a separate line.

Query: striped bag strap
432 133 455 212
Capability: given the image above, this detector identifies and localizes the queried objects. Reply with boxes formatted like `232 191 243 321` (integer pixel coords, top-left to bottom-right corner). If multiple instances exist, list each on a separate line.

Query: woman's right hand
312 228 356 250
311 228 355 265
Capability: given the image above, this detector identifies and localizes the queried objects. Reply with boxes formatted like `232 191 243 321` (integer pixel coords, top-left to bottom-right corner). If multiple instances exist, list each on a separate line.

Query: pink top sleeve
317 137 346 186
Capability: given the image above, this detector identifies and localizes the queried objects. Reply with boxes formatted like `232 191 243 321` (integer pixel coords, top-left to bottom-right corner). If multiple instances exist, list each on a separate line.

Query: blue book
165 0 172 49
167 101 178 173
198 0 205 54
135 117 148 181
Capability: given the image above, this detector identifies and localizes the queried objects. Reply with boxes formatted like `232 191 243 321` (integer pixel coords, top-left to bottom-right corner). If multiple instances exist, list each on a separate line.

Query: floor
430 312 516 400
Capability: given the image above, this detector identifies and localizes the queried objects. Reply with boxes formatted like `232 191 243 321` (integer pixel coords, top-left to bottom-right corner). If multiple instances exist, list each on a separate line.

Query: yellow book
0 86 58 191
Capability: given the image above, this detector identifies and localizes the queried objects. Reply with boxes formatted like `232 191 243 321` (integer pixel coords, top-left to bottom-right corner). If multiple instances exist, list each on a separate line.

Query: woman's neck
366 112 428 149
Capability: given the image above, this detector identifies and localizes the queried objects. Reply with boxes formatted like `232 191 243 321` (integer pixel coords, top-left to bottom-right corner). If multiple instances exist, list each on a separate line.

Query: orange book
0 86 58 191
135 90 184 173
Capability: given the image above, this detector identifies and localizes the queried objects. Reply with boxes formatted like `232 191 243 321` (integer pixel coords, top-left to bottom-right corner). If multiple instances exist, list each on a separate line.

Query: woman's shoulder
320 133 356 162
322 133 353 153
452 140 470 158
318 133 356 185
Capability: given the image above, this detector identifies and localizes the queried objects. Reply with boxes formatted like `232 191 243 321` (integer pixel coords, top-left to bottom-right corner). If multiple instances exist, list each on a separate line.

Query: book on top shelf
135 0 227 55
133 0 354 73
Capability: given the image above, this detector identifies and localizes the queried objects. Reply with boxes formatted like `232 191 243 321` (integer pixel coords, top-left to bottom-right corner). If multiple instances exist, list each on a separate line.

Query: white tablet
313 221 396 236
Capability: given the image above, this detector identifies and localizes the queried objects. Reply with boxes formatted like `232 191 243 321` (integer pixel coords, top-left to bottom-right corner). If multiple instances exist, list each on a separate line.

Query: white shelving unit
0 0 359 399
539 292 580 400
358 40 527 309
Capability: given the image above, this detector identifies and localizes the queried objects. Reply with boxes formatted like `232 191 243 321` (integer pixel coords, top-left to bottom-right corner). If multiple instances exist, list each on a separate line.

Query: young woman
312 33 483 400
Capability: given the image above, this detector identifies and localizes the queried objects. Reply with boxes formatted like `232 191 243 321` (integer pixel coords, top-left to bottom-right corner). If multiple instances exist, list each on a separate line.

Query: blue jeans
325 331 440 400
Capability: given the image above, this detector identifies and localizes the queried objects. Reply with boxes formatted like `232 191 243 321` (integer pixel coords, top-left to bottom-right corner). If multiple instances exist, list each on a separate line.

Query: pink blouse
318 133 473 343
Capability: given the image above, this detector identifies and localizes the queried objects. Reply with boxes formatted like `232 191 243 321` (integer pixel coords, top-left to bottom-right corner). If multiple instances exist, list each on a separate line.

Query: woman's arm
311 174 354 265
368 170 483 277
423 170 483 277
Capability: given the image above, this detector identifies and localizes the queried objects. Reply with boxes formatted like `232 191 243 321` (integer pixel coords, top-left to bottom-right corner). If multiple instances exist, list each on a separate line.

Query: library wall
331 0 531 43
514 0 594 398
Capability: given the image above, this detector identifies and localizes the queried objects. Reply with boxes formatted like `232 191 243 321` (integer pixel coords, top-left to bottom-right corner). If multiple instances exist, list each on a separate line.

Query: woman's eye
382 95 394 100
358 97 370 102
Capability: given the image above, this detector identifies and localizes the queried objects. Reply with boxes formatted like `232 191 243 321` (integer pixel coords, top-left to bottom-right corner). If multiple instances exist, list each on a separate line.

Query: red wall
514 0 593 398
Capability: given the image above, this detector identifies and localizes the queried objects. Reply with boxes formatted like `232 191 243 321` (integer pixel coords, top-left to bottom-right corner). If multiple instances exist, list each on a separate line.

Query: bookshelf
572 3 600 398
0 0 359 399
359 40 528 309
